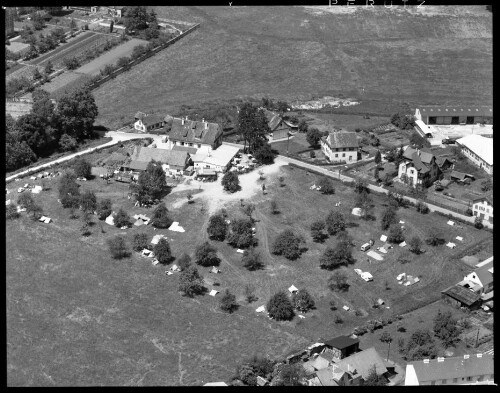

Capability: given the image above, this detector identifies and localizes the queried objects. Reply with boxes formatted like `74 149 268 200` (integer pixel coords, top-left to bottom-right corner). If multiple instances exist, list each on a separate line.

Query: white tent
354 268 362 276
447 220 455 226
399 220 405 224
168 221 185 233
396 273 406 281
456 236 463 241
236 249 244 254
105 214 115 226
165 271 173 275
6 199 11 206
288 285 299 294
209 289 219 296
152 259 159 265
380 234 387 242
298 315 305 319
171 264 180 271
343 305 350 311
210 266 220 274
399 241 407 247
43 217 51 224
446 242 456 249
351 207 362 216
16 206 26 212
256 306 266 313
39 215 47 222
367 250 383 261
361 272 373 281
134 219 144 226
142 249 152 256
151 234 167 245
30 176 37 180
377 247 388 254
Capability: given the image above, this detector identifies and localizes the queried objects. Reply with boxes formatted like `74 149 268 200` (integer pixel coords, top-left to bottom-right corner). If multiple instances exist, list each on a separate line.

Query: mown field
7 158 492 385
92 6 492 129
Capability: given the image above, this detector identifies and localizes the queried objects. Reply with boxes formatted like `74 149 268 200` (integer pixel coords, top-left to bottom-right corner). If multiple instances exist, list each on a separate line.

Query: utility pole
286 132 290 156
475 328 480 348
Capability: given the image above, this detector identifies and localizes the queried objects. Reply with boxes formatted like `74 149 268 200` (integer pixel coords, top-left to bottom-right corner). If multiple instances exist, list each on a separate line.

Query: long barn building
415 106 493 125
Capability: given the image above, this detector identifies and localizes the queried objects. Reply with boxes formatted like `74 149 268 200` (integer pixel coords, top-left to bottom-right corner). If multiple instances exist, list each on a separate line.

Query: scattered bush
194 241 220 267
133 232 149 251
242 248 264 271
325 210 345 235
153 238 173 264
6 204 20 220
220 289 239 313
292 289 315 312
310 220 327 242
177 253 192 271
327 269 349 291
334 314 344 324
387 224 405 244
151 202 173 228
96 198 112 220
267 291 294 321
271 229 304 260
114 208 131 228
207 213 228 241
318 176 335 195
107 235 130 259
178 266 204 297
416 201 429 214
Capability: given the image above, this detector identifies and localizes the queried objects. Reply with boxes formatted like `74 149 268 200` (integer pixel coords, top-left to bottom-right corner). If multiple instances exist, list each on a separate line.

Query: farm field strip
74 38 149 76
6 63 37 82
28 31 96 66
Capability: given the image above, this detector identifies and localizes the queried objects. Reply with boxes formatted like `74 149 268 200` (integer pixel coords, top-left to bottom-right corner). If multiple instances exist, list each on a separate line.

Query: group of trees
129 160 170 206
260 97 290 114
271 229 305 260
6 88 98 173
221 171 240 193
390 103 416 130
319 231 355 270
305 127 323 148
19 24 67 61
123 6 163 40
237 102 276 164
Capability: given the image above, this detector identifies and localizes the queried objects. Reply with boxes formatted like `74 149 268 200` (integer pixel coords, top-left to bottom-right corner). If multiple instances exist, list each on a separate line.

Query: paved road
5 131 157 183
6 136 492 229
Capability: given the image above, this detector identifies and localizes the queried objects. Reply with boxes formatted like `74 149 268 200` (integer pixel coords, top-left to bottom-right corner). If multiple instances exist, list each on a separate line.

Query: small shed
441 285 481 310
380 234 387 242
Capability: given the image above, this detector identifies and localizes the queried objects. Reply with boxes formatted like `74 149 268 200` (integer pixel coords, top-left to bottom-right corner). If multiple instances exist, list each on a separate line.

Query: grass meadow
7 160 491 385
91 6 492 129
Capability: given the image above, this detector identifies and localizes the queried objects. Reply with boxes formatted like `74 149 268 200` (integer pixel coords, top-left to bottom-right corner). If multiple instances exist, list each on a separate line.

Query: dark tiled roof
403 147 436 174
315 367 340 386
435 157 452 168
169 118 222 146
171 145 198 155
130 146 189 169
472 196 493 207
325 132 358 149
442 285 481 306
450 170 474 181
128 160 149 171
475 260 493 288
409 354 493 383
419 106 493 118
141 114 165 127
324 335 359 350
335 347 387 380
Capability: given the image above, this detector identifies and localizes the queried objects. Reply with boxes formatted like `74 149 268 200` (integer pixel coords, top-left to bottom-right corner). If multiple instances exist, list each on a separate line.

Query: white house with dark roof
455 134 493 175
472 196 493 224
459 257 493 295
134 114 165 132
191 144 240 174
398 146 441 188
166 117 223 155
405 354 494 385
124 146 191 175
320 131 359 163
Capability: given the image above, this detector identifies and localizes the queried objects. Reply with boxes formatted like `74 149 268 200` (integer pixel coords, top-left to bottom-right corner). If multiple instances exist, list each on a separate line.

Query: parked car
77 177 87 181
360 243 371 252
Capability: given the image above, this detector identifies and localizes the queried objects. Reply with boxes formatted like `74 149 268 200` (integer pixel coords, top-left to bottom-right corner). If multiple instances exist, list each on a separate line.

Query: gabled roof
472 196 493 207
261 108 283 131
418 106 493 118
128 160 149 171
130 146 189 169
315 366 340 386
304 355 330 371
474 260 493 288
441 285 481 306
334 347 387 380
140 114 164 126
171 145 198 155
324 335 359 350
435 156 452 168
134 111 146 119
402 147 435 174
450 170 474 181
169 117 222 146
202 145 240 167
324 131 358 149
407 354 493 383
456 135 493 165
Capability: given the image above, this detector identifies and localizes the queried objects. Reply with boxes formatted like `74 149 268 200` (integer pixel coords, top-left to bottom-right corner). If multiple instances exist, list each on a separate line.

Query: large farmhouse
320 131 359 163
190 144 240 174
165 117 223 155
398 147 441 188
262 109 296 140
415 106 493 125
455 134 493 175
472 196 493 224
124 146 191 176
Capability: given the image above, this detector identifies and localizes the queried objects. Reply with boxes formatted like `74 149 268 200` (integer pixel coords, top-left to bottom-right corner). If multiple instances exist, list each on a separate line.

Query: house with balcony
398 146 441 188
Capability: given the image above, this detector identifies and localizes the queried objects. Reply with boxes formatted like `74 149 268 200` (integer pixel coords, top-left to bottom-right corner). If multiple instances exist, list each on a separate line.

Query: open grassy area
92 6 491 129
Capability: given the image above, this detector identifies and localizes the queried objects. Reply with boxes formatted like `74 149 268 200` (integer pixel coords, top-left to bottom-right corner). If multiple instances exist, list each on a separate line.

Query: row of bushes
351 314 404 336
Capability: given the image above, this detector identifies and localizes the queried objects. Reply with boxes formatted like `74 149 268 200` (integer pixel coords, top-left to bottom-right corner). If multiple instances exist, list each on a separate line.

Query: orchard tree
107 235 130 259
306 127 322 147
96 198 112 220
44 60 54 75
254 143 275 165
17 192 35 209
153 238 173 264
327 269 349 291
374 150 382 164
298 119 308 133
433 310 460 347
58 171 80 208
380 206 398 230
151 202 173 228
79 190 97 213
425 228 445 246
355 189 373 220
267 291 294 321
178 265 205 297
318 176 335 195
222 171 240 193
194 241 220 267
310 220 327 242
242 248 264 271
132 160 169 205
292 289 315 312
325 210 346 235
57 87 98 141
6 204 20 220
408 236 422 254
114 208 131 228
320 239 354 270
227 218 255 249
207 213 228 241
220 289 239 313
271 229 303 260
388 224 405 244
133 232 149 251
379 332 393 361
177 253 192 271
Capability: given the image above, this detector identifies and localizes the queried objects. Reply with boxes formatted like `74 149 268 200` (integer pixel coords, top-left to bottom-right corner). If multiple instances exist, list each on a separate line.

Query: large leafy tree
73 157 92 179
194 241 220 267
132 160 169 205
227 218 255 249
57 87 98 141
151 202 173 228
292 289 315 312
96 198 112 220
320 238 354 270
306 127 322 147
237 103 269 153
242 248 264 271
271 229 303 260
153 238 173 264
123 6 150 33
107 236 130 259
433 310 460 347
114 208 132 228
178 265 205 297
267 291 294 321
220 289 239 313
207 213 228 241
254 143 275 165
380 206 398 230
325 210 346 235
58 171 80 208
79 190 97 214
221 171 240 193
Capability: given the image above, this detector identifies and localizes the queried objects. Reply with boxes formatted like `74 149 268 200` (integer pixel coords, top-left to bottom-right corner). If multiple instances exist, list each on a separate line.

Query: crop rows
6 64 41 83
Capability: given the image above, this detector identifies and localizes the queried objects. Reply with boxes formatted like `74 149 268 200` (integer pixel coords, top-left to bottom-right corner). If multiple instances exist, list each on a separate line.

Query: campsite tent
151 234 167 245
209 289 219 296
367 250 383 261
134 219 144 226
399 241 407 247
210 266 220 274
380 234 387 242
288 285 299 294
168 221 185 232
256 306 266 313
105 214 115 226
351 207 362 216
